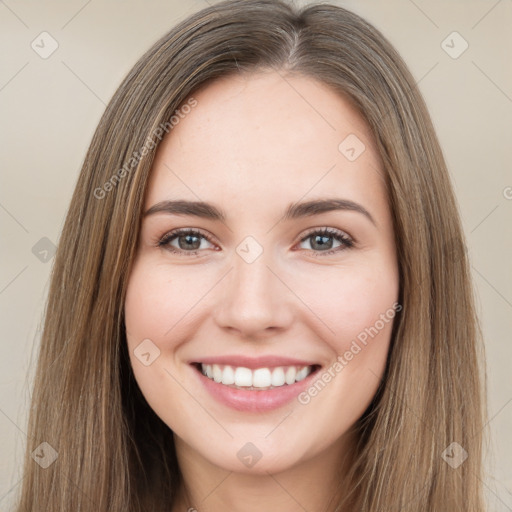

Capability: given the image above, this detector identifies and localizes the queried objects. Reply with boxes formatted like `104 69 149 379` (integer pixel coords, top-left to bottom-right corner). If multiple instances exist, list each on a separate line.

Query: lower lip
193 365 320 412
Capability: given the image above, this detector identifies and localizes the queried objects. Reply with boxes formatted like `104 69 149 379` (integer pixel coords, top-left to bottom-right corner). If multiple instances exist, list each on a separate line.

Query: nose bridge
213 238 292 336
233 244 273 300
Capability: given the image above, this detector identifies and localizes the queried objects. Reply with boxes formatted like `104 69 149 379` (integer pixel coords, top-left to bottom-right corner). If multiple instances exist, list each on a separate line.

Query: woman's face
125 71 399 475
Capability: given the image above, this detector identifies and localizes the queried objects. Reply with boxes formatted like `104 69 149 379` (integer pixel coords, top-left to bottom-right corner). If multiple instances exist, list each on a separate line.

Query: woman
15 0 487 510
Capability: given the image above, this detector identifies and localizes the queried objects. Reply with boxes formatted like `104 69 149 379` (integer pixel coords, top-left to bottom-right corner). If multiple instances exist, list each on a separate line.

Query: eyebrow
144 198 376 225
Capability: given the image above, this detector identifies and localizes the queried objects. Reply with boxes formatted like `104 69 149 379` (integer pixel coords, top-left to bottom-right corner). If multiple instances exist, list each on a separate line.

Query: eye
296 227 354 256
158 228 217 256
157 227 354 257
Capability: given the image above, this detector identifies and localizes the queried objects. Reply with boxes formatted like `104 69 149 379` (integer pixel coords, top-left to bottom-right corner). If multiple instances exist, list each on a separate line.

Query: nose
213 247 294 339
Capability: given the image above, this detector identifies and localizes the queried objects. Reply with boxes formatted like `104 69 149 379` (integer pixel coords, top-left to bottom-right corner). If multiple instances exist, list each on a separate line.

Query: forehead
145 71 386 218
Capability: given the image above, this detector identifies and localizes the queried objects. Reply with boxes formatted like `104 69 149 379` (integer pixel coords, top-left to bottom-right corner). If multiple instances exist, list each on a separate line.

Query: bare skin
124 70 399 512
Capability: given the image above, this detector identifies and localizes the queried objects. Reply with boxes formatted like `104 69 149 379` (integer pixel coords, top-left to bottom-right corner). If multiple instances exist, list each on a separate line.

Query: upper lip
190 355 320 370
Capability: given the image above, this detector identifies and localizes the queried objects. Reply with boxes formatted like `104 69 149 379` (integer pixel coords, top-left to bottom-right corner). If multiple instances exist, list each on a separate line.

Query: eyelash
157 227 354 257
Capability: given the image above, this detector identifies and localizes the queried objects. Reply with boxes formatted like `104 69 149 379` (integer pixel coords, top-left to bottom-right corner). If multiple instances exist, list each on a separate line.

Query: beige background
1 0 511 509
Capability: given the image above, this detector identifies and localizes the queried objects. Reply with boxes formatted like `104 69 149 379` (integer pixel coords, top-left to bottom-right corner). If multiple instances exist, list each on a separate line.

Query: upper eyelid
299 226 352 240
159 227 216 245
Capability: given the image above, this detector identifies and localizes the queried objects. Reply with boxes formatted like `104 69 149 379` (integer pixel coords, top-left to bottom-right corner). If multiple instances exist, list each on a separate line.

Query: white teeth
212 364 222 383
271 367 285 386
295 366 310 382
221 365 235 385
234 367 252 387
200 363 314 389
252 368 272 388
285 366 297 385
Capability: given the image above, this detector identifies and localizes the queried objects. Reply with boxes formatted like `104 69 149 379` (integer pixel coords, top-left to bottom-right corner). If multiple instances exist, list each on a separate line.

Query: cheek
299 263 399 366
124 263 192 425
124 262 195 343
124 260 213 394
293 268 399 429
125 271 167 340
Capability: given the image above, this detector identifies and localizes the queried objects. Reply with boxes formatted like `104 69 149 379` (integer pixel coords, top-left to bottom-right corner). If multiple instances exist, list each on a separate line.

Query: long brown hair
15 0 487 510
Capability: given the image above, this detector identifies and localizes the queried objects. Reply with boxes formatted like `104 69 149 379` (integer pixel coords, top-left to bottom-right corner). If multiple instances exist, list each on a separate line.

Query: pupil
312 235 333 251
180 234 200 250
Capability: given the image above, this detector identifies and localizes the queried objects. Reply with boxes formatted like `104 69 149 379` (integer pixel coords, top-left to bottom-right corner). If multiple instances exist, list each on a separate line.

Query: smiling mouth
192 363 321 390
